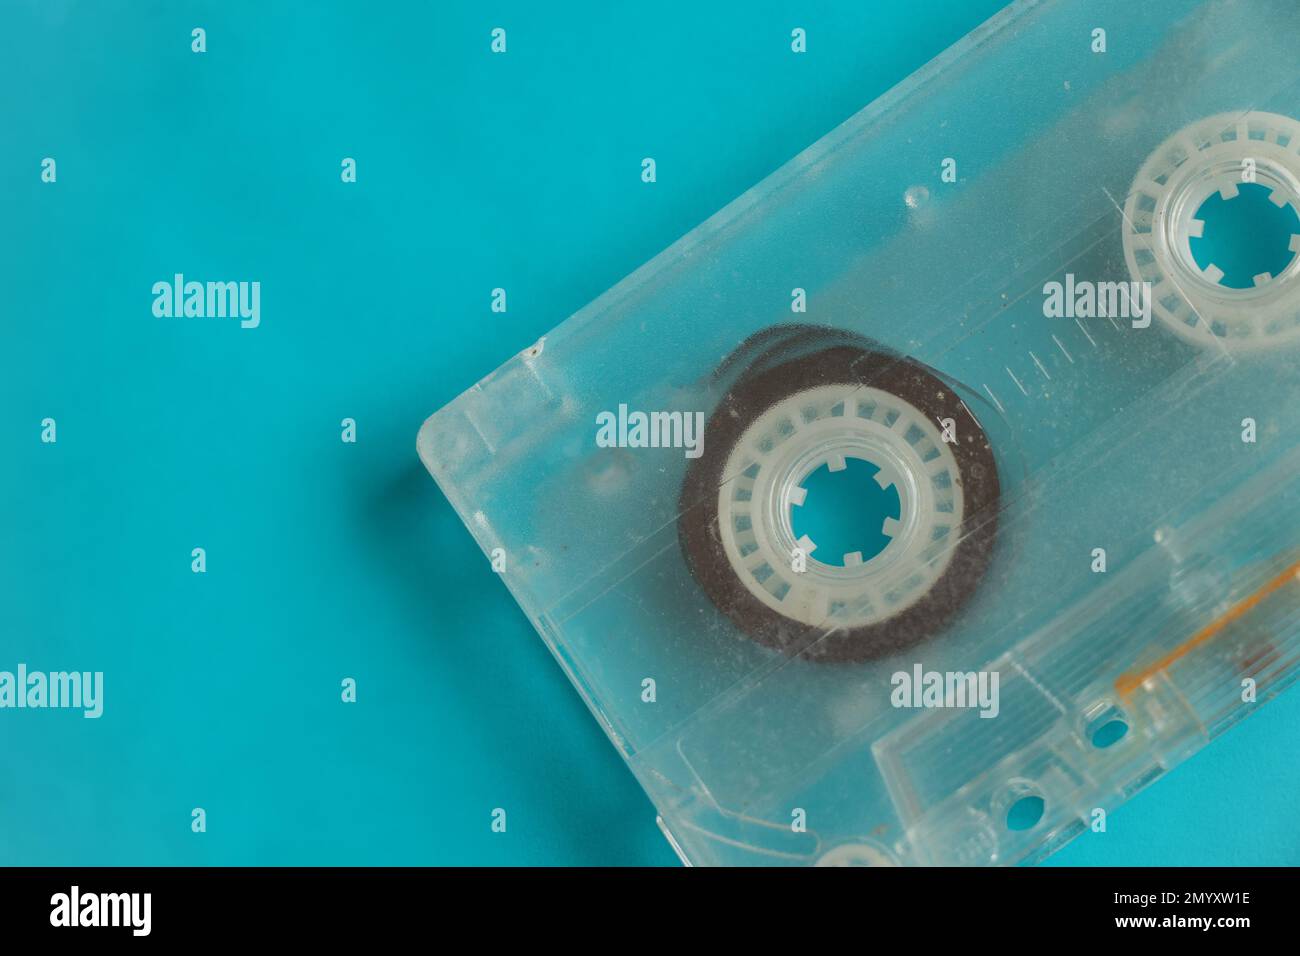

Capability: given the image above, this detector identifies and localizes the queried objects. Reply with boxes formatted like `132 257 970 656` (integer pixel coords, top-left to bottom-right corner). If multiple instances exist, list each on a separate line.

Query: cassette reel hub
678 336 1000 663
715 382 964 630
1122 111 1300 348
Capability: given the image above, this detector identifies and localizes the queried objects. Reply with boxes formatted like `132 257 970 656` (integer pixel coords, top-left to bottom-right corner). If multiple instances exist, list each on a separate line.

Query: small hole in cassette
995 779 1046 833
1005 795 1046 832
1091 719 1130 749
1086 703 1131 750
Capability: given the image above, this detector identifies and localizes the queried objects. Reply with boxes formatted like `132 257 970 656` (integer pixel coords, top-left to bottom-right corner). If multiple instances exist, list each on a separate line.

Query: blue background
2 0 1297 866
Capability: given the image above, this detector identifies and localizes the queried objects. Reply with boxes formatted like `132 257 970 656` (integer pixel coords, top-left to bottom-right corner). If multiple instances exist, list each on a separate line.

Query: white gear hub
715 383 965 630
1122 111 1300 349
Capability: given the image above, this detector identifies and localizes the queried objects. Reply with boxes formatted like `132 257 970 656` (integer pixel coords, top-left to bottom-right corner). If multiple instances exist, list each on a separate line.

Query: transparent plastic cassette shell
420 0 1300 865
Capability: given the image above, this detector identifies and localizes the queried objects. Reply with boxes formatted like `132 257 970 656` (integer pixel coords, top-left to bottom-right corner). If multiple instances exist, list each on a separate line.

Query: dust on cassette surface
678 326 1000 663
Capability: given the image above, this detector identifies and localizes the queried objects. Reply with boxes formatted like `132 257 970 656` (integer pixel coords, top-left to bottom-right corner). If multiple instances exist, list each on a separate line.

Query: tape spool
1122 111 1300 349
678 326 1000 663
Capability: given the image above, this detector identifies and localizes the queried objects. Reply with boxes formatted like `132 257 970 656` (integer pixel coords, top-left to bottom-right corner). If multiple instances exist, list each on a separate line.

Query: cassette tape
419 0 1300 865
